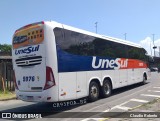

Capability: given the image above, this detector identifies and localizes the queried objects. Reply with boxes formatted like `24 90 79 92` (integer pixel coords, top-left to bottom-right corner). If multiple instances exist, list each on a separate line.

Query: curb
0 97 17 101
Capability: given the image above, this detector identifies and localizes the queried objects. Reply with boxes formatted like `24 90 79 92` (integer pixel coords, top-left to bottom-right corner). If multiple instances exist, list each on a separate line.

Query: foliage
0 44 12 53
0 89 16 100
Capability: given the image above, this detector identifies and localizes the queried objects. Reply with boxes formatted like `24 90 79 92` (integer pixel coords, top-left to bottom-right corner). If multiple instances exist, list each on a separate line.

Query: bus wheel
142 74 147 84
101 79 112 98
88 81 99 102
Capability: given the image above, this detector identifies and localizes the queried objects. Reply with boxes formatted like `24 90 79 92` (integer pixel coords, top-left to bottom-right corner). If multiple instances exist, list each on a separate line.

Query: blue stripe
57 47 117 72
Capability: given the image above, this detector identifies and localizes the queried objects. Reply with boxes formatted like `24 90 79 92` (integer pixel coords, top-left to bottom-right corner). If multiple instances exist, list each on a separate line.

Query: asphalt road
0 72 160 121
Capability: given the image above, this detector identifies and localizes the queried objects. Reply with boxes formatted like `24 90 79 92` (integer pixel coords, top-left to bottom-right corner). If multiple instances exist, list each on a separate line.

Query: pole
159 46 160 57
95 22 98 33
150 40 152 56
152 34 155 57
124 33 127 40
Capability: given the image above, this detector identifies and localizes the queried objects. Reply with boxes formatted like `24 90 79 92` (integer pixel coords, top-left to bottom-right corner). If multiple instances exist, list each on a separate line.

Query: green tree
0 44 12 53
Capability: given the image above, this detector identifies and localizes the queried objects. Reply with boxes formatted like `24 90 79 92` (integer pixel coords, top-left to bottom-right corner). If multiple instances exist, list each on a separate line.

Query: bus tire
88 81 99 102
100 79 112 98
142 74 147 84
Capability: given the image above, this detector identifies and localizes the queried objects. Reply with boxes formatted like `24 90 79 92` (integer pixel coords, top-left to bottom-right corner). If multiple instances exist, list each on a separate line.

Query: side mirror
148 56 154 63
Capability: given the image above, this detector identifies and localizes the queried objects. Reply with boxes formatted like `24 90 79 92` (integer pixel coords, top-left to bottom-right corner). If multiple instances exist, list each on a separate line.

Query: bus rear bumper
15 88 58 102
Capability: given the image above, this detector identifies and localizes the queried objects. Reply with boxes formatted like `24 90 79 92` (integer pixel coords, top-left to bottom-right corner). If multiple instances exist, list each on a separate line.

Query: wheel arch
143 71 147 80
102 76 113 89
88 77 101 95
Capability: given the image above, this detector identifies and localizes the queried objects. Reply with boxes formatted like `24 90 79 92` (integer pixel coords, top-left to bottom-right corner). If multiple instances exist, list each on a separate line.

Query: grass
139 98 160 110
128 98 160 111
0 89 16 100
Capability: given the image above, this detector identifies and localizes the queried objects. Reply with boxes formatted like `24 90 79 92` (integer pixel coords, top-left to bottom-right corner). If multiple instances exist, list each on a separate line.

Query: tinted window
54 27 146 60
127 45 147 61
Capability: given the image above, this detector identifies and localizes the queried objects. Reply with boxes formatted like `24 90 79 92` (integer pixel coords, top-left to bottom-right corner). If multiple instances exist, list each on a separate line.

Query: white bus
12 21 151 102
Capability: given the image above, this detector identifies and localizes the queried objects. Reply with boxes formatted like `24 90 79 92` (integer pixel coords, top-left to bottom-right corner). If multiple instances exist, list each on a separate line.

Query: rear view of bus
12 21 151 103
12 22 58 102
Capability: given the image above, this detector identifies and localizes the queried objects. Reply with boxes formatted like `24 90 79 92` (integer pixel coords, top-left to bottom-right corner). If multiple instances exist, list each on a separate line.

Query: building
0 54 14 91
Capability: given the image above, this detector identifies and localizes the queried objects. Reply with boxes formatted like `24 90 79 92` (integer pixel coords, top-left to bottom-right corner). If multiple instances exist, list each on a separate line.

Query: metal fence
0 62 14 91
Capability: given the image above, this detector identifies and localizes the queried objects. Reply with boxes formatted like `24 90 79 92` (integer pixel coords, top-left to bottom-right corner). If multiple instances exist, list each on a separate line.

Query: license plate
27 96 33 100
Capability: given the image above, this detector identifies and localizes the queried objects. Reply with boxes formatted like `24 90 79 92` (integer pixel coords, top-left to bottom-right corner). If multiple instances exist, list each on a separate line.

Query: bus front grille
15 56 42 67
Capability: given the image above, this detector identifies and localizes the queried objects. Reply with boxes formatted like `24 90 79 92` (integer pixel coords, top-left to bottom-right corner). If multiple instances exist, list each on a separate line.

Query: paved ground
104 98 160 121
0 72 160 121
81 72 160 121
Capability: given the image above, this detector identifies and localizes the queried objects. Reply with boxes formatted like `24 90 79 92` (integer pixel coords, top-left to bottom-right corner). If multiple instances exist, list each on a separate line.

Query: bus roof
47 21 142 48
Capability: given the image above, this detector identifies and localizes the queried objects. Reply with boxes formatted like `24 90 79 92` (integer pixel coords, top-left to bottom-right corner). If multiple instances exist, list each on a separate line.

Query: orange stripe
120 58 147 69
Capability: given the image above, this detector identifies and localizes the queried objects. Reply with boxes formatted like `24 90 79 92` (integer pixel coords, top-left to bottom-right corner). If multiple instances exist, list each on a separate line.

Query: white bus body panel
12 44 46 92
76 72 87 98
58 72 77 101
12 21 150 102
119 69 128 87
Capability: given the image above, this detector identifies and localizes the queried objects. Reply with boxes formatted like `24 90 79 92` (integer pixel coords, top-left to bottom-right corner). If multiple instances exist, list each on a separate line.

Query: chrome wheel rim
104 83 110 95
90 85 98 98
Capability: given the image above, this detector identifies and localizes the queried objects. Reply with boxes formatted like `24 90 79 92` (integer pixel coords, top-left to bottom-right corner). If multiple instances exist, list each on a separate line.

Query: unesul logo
92 56 128 70
15 45 40 55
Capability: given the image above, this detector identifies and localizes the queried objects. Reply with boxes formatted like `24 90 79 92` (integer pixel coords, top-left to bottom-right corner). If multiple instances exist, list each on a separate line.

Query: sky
1 0 160 55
